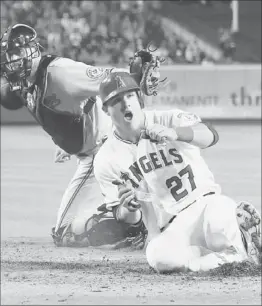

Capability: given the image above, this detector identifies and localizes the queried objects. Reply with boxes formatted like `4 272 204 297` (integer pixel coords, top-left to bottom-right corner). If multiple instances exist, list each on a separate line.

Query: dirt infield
1 124 261 305
1 238 261 305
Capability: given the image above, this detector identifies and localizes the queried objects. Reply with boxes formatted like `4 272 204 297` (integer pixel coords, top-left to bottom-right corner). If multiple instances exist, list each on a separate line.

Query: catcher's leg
51 154 147 248
52 154 104 246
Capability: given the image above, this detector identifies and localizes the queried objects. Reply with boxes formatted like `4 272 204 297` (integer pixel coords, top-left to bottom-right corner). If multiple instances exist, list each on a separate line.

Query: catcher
0 24 164 248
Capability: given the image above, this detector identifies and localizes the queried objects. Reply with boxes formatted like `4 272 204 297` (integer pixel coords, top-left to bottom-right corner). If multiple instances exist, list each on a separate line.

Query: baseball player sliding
0 24 157 247
94 71 261 272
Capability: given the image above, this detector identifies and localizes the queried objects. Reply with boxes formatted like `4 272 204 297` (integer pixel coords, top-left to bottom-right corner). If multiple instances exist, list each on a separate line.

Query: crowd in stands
177 0 232 6
1 0 221 66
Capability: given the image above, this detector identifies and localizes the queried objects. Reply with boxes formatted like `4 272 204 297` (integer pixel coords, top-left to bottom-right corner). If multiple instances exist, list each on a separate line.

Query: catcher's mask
0 24 41 91
99 72 144 110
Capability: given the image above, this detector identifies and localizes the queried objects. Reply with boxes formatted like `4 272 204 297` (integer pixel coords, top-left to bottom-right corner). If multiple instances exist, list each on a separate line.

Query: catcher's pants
146 193 248 272
54 153 104 234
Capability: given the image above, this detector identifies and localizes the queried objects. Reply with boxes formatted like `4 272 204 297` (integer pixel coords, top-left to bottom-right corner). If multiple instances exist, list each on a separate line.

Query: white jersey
94 131 172 228
94 108 221 218
139 110 221 215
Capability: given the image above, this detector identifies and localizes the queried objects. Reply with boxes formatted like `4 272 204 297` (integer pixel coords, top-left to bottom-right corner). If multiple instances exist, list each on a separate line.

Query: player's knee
204 195 238 251
205 196 237 227
146 236 188 273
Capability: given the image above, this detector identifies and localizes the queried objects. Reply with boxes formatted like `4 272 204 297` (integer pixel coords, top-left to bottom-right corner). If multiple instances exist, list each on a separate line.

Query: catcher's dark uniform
1 54 147 249
1 24 160 249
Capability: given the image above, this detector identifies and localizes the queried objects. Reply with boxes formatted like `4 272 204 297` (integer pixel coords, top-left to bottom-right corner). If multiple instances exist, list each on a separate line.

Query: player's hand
145 124 178 145
112 180 141 212
54 147 71 163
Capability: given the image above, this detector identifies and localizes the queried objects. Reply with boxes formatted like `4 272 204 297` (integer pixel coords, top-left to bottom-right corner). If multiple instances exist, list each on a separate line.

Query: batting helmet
99 72 140 106
0 24 41 91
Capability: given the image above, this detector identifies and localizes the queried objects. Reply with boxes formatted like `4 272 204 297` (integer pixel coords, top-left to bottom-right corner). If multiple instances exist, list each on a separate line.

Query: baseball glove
129 43 167 96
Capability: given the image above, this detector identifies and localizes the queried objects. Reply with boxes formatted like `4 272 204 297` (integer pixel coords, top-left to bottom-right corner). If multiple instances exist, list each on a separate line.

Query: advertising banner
146 65 261 120
1 65 261 123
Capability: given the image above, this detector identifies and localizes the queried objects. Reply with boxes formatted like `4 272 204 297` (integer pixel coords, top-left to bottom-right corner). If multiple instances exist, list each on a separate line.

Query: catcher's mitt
129 43 167 96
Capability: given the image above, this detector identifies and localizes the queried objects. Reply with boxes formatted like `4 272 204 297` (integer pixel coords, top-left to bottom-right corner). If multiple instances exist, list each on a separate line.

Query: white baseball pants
146 193 248 272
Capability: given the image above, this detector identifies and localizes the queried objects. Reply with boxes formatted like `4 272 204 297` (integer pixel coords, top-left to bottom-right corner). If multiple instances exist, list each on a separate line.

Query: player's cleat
236 201 261 265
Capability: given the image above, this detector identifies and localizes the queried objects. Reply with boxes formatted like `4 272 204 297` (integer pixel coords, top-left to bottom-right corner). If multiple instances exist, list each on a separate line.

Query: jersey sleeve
146 109 202 129
45 58 129 114
48 58 115 101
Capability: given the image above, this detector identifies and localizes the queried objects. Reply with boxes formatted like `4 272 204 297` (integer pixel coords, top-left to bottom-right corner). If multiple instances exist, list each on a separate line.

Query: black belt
161 191 216 231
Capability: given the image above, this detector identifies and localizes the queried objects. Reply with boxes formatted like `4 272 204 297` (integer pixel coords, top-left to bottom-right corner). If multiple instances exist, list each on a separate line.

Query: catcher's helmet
0 24 41 91
99 72 140 106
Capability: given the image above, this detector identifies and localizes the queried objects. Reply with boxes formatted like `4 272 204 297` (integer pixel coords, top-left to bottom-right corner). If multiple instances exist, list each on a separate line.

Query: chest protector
27 55 84 154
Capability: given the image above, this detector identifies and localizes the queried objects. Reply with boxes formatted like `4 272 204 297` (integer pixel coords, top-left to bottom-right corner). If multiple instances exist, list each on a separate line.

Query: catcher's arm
46 58 128 107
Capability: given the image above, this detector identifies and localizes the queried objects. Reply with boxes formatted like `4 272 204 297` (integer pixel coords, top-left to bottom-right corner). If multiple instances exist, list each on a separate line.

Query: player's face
106 90 144 135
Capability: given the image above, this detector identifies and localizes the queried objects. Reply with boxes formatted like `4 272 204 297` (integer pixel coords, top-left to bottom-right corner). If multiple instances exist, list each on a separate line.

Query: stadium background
0 0 261 123
1 1 261 304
